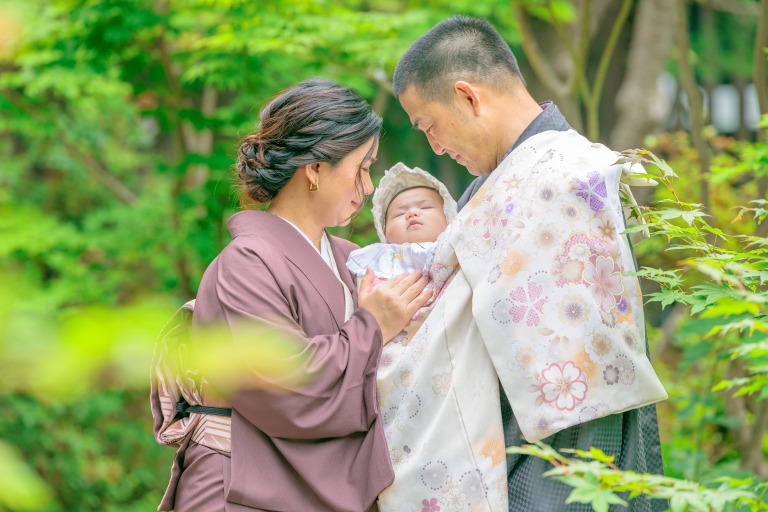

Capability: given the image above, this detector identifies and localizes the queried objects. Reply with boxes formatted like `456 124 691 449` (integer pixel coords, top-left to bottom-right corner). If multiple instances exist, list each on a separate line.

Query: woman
164 78 431 511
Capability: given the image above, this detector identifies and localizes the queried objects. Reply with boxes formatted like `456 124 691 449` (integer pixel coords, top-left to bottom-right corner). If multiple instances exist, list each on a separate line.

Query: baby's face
384 187 447 244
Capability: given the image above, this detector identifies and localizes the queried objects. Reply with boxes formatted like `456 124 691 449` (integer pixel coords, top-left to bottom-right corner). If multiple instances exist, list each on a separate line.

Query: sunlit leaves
627 148 768 423
510 442 768 512
0 441 54 511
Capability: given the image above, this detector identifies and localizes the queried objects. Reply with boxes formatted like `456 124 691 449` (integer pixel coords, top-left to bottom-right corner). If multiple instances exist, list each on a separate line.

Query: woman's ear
453 81 482 117
303 163 321 185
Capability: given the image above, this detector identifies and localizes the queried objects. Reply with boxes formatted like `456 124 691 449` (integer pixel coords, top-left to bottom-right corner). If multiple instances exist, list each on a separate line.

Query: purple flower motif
573 171 608 211
616 298 629 314
504 202 515 214
422 497 441 512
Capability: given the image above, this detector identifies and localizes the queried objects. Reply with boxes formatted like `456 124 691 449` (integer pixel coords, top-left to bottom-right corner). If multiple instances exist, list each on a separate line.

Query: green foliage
0 392 167 512
624 143 768 400
510 442 768 512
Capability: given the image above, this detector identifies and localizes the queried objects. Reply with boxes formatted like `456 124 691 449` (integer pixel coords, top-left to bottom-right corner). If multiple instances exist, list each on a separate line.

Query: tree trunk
610 0 677 150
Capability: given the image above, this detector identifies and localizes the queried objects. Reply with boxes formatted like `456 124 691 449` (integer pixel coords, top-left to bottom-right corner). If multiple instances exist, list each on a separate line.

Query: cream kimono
376 129 667 511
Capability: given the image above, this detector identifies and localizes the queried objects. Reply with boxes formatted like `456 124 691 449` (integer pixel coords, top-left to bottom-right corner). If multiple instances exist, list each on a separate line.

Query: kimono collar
227 210 357 329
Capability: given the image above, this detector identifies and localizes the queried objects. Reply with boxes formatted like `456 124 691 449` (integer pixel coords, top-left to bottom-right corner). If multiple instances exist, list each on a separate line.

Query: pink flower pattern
422 497 441 512
582 256 624 311
509 281 548 326
539 361 588 410
472 194 511 239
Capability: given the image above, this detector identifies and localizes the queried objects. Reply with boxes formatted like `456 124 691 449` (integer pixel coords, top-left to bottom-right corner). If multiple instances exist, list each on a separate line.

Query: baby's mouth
407 220 422 229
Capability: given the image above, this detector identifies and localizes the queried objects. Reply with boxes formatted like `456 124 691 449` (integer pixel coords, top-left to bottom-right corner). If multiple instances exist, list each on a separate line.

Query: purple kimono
162 210 393 511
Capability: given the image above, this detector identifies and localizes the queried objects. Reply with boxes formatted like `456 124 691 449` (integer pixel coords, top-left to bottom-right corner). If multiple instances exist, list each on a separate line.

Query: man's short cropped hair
393 15 525 103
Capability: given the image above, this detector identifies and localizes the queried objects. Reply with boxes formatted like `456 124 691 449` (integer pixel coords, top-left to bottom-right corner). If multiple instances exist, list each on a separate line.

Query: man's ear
453 81 482 117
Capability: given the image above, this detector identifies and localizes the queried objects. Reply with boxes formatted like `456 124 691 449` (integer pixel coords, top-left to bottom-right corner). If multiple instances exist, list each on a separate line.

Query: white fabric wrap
376 129 667 511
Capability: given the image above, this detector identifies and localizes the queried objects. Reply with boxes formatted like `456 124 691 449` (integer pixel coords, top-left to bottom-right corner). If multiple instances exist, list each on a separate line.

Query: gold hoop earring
308 180 319 192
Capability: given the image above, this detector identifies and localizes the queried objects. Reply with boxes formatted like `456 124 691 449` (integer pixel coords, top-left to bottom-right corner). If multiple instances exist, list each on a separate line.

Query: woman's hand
358 269 431 343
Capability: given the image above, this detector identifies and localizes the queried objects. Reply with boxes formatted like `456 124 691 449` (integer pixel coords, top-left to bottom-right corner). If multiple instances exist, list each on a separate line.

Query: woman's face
316 137 377 228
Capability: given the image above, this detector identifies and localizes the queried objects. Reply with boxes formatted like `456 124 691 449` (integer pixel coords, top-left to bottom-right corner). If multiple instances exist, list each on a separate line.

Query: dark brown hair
236 77 382 206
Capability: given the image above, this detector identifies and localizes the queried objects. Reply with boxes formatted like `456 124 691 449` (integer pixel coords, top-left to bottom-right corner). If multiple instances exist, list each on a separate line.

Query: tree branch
64 145 139 205
545 0 580 69
4 89 138 205
572 0 593 96
585 0 634 141
754 0 768 121
545 0 592 104
512 0 569 98
675 0 713 217
746 398 768 478
154 0 192 299
755 0 768 236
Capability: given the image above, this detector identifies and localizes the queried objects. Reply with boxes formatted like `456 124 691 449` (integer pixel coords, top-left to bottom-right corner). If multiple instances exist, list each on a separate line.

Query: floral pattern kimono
376 129 667 511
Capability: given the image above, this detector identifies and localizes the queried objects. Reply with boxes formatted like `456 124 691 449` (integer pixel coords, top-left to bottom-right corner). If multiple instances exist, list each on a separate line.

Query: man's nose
426 133 445 155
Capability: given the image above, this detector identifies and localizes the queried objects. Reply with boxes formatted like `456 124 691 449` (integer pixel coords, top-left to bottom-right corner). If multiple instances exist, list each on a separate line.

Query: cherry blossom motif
472 194 511 239
582 255 625 311
573 171 608 211
538 361 588 411
422 498 441 512
552 233 611 287
509 281 548 327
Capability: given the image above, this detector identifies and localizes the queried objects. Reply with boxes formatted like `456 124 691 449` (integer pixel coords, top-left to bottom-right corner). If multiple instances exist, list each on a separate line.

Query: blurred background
1 0 766 510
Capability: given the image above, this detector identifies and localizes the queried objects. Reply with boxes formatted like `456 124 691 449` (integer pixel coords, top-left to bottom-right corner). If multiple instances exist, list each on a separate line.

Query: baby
346 162 457 340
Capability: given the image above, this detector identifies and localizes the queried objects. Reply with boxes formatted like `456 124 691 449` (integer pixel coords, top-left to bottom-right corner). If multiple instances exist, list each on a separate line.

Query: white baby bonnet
372 162 458 243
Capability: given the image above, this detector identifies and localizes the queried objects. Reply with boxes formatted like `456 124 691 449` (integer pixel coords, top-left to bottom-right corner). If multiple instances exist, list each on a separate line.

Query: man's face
399 85 493 176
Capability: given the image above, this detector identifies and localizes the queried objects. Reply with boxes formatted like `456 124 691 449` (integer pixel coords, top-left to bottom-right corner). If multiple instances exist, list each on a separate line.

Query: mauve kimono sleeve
208 242 384 440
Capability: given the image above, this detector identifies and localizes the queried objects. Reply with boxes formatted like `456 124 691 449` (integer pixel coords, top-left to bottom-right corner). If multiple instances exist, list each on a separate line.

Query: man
393 15 666 511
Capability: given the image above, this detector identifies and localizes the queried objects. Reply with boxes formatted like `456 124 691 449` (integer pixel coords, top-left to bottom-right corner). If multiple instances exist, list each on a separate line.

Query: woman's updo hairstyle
236 77 383 205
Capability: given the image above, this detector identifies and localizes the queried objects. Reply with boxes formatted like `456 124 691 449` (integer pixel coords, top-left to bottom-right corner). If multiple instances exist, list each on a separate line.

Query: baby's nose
406 209 420 219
